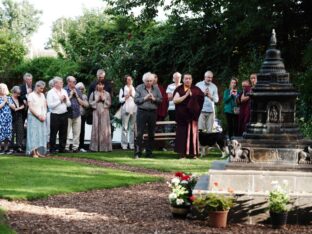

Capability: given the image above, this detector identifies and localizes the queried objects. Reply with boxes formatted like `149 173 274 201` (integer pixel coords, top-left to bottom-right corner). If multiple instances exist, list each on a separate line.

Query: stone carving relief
267 102 282 123
298 146 312 164
228 140 250 162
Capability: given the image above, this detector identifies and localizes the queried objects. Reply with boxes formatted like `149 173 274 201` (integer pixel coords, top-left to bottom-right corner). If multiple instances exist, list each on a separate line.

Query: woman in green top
223 77 239 139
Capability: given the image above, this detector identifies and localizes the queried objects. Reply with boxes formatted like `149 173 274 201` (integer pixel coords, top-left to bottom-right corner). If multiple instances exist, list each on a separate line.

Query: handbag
86 92 95 125
85 108 93 125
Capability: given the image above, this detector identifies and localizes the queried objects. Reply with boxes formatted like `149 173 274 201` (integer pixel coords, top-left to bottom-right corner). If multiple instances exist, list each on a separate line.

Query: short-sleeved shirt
27 92 47 117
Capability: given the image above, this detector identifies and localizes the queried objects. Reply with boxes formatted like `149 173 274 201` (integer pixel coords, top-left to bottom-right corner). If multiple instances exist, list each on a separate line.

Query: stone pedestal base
193 162 312 224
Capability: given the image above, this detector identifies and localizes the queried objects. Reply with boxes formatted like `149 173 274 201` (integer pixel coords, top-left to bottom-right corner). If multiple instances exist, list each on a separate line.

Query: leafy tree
13 57 79 84
0 30 26 81
0 0 42 40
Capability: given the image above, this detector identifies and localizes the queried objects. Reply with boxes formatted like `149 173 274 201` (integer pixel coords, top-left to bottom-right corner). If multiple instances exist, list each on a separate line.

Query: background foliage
0 0 311 134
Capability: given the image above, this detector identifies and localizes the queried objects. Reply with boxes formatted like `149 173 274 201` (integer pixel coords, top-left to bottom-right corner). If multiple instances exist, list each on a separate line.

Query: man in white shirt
47 77 71 153
166 72 181 121
196 71 219 132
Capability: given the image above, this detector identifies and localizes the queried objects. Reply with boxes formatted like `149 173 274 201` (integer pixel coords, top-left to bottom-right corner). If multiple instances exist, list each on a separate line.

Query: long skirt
175 121 200 156
26 113 47 155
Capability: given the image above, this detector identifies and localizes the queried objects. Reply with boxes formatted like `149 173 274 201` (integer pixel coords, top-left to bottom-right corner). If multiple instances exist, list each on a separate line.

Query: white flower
271 180 279 189
282 180 289 186
169 193 177 200
176 199 184 205
180 180 188 185
171 177 180 185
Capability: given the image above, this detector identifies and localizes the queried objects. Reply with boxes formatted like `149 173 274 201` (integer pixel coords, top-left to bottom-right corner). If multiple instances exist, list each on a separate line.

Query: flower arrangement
192 182 235 213
268 180 290 213
192 193 235 212
168 172 198 207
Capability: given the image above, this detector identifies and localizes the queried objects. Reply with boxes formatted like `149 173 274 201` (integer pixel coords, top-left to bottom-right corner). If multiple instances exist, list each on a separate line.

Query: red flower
189 195 196 202
175 172 184 177
181 175 190 181
213 182 219 187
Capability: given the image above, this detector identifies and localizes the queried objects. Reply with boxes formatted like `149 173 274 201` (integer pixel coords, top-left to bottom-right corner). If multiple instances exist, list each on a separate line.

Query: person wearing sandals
26 81 48 157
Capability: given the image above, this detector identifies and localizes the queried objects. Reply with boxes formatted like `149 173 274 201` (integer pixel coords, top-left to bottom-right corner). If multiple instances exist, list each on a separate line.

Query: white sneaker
80 148 87 153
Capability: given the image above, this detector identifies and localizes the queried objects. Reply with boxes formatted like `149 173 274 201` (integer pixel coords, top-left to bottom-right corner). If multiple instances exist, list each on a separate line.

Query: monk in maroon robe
237 80 251 136
173 74 204 157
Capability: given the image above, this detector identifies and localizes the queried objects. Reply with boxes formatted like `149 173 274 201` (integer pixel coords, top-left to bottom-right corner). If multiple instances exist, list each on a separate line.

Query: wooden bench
143 121 176 141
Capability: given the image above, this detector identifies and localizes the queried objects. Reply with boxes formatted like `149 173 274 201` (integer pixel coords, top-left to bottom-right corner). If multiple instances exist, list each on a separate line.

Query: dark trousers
135 109 156 155
12 115 24 148
225 113 238 139
50 112 68 152
168 110 175 121
79 115 86 149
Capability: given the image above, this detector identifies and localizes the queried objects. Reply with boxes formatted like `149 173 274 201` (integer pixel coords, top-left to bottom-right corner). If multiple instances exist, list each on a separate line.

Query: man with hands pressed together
47 77 71 154
134 72 163 159
65 76 85 153
196 71 219 133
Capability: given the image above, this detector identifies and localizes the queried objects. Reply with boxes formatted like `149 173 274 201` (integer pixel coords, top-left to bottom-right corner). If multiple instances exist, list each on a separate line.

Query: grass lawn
0 209 15 234
0 156 160 200
58 150 222 174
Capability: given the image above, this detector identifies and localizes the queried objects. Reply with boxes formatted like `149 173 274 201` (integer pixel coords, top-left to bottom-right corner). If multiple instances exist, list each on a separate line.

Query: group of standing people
223 74 257 139
0 69 257 159
0 69 113 157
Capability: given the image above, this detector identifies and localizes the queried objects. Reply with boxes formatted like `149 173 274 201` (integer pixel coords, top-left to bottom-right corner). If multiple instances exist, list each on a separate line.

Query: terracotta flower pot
170 206 189 218
207 210 229 228
270 211 288 229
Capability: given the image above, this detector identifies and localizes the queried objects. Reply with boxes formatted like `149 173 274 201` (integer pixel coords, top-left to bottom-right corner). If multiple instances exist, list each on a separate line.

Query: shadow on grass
0 156 160 201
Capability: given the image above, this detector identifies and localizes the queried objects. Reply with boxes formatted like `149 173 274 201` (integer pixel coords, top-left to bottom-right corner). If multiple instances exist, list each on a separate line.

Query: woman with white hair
0 83 15 154
10 86 25 153
75 82 89 151
26 81 48 157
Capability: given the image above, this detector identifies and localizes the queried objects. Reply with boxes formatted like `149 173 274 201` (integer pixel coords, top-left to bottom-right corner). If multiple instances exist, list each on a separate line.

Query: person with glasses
65 76 84 153
195 71 219 133
134 72 163 159
47 77 71 154
75 82 89 152
173 74 205 158
10 86 25 153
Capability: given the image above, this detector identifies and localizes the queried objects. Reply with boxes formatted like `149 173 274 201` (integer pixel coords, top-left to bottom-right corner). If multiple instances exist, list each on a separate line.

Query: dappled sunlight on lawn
0 199 119 222
0 156 159 200
57 149 222 173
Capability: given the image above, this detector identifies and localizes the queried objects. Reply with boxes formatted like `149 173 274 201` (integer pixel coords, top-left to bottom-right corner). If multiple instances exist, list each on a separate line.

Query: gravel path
1 157 312 233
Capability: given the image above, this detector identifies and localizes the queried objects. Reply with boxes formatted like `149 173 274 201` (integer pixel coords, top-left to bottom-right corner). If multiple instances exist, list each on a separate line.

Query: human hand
150 93 155 101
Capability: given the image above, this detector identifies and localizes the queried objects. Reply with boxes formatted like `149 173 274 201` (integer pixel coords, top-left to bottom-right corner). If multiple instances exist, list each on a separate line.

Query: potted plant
168 172 197 218
193 193 235 228
268 180 290 229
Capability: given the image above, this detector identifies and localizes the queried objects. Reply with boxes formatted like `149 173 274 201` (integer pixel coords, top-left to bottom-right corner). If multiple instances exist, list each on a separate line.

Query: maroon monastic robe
173 85 204 156
237 86 251 136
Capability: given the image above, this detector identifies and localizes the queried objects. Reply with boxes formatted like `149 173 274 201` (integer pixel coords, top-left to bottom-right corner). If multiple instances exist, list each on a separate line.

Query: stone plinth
193 162 312 224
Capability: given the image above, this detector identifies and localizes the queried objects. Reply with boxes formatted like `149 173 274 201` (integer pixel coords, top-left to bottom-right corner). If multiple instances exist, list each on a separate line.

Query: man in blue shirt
195 71 219 132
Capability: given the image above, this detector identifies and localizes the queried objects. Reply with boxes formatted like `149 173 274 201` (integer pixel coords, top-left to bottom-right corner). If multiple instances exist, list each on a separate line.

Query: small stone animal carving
298 146 312 163
228 139 250 161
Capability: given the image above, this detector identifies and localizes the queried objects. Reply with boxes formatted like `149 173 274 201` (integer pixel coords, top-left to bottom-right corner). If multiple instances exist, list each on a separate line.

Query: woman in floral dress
0 83 14 154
